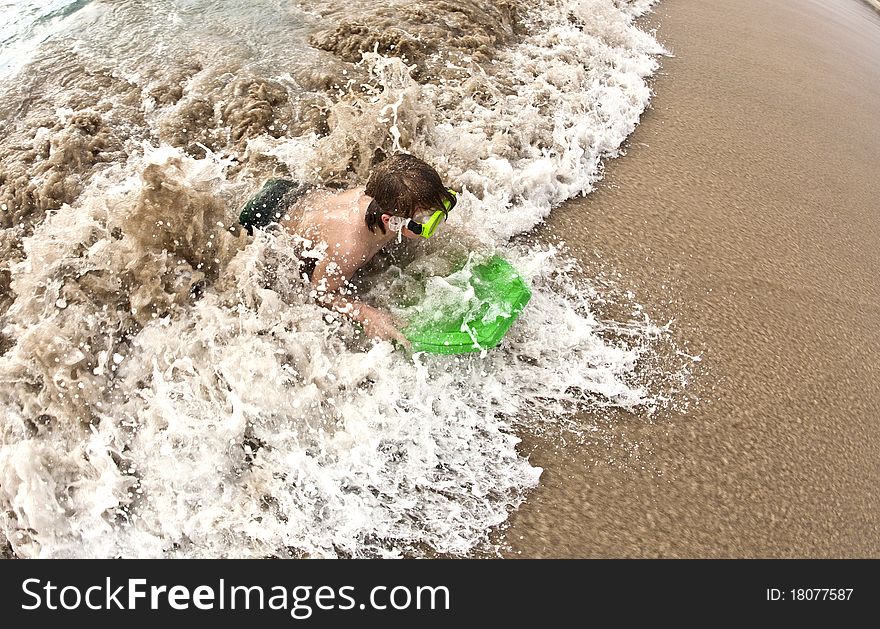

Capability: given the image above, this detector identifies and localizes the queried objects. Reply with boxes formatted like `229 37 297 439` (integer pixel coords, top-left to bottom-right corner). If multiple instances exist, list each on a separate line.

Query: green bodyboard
402 256 531 354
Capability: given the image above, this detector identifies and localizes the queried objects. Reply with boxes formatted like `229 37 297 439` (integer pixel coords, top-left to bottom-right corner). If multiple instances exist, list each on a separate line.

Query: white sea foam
0 0 690 558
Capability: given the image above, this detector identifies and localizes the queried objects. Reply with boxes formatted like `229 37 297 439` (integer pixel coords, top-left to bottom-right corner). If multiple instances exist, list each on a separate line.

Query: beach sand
504 0 880 557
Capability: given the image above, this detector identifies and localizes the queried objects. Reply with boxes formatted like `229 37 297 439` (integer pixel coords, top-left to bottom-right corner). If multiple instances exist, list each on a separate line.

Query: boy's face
383 206 447 240
411 208 435 224
400 223 422 239
403 208 434 238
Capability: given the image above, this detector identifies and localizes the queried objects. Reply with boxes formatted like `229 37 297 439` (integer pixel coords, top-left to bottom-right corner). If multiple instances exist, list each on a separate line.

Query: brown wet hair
364 153 455 234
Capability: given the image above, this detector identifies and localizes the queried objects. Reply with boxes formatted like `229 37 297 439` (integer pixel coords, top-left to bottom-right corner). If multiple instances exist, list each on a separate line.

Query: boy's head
365 153 456 234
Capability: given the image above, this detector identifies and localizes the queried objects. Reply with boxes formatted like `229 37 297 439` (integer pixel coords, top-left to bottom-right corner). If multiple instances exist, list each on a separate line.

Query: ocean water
0 0 692 558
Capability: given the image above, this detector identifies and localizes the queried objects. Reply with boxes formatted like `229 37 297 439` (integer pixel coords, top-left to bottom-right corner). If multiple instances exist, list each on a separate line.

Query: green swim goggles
389 189 457 239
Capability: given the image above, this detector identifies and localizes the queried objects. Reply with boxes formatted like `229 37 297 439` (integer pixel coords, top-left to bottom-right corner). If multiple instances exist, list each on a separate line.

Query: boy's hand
360 307 411 349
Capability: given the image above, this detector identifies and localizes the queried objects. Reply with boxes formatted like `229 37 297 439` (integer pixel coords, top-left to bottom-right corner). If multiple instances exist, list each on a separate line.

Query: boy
239 153 457 345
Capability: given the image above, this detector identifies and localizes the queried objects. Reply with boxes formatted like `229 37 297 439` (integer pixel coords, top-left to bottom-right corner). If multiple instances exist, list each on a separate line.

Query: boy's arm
310 254 409 346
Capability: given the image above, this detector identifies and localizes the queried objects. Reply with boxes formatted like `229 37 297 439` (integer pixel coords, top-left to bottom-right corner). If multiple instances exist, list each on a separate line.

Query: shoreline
504 0 880 557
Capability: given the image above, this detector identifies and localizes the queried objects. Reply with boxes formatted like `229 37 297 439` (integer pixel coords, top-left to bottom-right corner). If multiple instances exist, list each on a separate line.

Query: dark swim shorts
238 178 319 281
238 178 311 236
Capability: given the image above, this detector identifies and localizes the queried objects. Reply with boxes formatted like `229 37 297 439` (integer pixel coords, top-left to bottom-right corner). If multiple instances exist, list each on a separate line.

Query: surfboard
401 255 531 354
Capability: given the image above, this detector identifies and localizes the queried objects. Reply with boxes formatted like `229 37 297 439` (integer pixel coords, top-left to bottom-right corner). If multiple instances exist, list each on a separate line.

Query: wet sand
505 0 880 557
